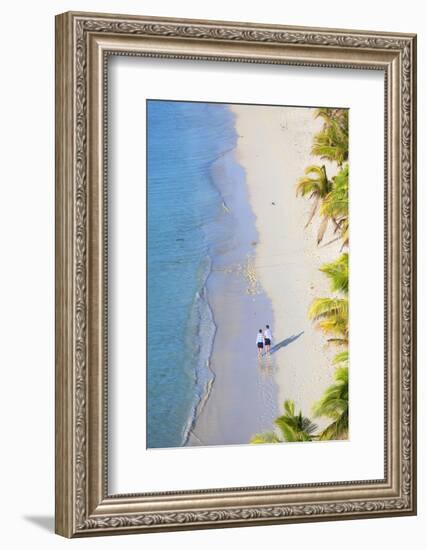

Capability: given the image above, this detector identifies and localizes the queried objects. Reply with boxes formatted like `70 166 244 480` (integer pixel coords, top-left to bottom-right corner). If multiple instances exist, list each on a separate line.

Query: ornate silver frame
55 11 417 537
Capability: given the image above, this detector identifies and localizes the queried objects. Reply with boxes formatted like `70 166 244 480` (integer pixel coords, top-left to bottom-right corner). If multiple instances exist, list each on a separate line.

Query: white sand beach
231 104 341 427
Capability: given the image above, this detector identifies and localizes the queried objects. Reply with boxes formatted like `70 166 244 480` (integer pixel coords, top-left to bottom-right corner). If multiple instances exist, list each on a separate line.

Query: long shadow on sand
268 331 304 355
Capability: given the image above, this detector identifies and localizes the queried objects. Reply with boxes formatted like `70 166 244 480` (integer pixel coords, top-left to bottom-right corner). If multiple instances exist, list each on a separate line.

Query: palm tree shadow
269 331 304 355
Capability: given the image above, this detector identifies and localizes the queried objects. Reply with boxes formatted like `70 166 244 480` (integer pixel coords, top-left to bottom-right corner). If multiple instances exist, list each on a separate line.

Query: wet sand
188 145 279 446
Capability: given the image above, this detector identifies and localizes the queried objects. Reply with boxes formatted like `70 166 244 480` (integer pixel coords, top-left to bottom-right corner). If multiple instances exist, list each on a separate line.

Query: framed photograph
55 11 417 537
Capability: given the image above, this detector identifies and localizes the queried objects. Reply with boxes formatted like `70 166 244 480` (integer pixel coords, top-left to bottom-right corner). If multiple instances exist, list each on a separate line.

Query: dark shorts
264 338 271 346
257 342 264 349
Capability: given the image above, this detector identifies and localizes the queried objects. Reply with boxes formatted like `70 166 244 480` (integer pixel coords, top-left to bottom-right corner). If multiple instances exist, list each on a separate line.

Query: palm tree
296 164 333 244
319 253 349 294
309 252 349 345
312 108 349 166
308 297 348 345
250 400 317 444
320 164 349 248
276 400 318 442
313 366 349 440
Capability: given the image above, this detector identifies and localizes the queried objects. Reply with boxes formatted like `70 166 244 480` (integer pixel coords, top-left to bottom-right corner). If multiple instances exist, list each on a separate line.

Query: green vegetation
296 164 332 244
250 107 349 445
313 365 348 440
320 165 349 248
309 252 349 346
251 400 318 444
311 108 348 166
319 253 349 294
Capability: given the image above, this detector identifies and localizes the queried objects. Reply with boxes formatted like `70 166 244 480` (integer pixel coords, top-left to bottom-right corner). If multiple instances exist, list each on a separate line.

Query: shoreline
181 259 217 446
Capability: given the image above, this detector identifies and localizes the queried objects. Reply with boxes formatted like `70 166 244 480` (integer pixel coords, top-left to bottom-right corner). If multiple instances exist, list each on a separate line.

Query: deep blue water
147 100 237 448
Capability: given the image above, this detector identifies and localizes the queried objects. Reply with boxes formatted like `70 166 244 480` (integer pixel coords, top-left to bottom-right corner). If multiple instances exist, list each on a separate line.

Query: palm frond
309 297 348 342
318 319 348 340
313 367 349 440
312 108 349 165
274 400 317 442
333 350 349 366
308 297 348 322
250 432 282 444
274 417 300 442
284 400 296 417
296 165 330 198
319 253 349 294
320 165 349 223
317 412 349 440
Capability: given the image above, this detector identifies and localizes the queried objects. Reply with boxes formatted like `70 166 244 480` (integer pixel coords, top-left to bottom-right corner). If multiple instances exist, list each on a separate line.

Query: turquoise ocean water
147 100 238 448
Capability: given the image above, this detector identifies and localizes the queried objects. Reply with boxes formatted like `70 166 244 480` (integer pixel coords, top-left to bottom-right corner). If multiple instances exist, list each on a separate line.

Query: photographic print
147 100 349 449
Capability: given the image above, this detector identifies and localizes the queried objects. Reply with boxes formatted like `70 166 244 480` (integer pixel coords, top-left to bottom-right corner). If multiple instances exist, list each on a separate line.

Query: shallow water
147 100 238 448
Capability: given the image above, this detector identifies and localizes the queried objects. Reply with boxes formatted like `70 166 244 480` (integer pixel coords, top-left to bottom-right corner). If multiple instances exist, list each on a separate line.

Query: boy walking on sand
264 324 272 354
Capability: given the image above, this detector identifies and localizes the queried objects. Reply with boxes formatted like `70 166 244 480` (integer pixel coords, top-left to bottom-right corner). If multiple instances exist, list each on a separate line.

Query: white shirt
256 333 264 344
264 328 272 340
